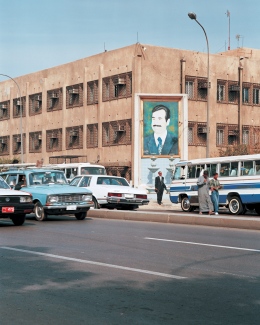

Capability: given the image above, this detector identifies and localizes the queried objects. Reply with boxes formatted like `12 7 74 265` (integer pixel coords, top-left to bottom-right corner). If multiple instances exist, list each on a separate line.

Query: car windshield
96 177 129 186
29 171 67 185
0 176 10 189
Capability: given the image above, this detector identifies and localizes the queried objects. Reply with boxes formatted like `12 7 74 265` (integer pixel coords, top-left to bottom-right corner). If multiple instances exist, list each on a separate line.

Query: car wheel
228 196 244 215
75 212 87 220
93 197 100 209
180 196 194 212
35 201 47 221
10 214 26 226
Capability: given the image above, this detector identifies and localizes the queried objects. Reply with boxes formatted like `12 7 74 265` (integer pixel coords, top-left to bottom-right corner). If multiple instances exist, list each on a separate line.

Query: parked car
69 175 149 210
0 169 94 221
0 176 34 226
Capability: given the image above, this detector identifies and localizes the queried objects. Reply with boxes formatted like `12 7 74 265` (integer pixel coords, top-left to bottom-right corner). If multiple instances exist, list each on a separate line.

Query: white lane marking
0 246 186 280
145 237 260 253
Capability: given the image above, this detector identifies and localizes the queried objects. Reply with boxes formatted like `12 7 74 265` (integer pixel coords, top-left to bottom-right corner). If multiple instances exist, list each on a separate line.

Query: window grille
66 126 83 149
47 88 62 111
66 83 83 108
253 87 260 105
0 101 10 120
185 78 195 100
13 134 25 154
46 129 62 152
102 72 132 102
0 136 9 155
217 81 226 102
87 80 98 105
102 119 131 146
197 78 208 101
228 82 239 104
29 132 42 153
13 97 26 118
87 123 98 148
29 93 42 115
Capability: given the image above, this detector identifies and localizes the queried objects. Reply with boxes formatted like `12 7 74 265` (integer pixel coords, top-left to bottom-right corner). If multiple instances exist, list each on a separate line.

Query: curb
88 209 260 231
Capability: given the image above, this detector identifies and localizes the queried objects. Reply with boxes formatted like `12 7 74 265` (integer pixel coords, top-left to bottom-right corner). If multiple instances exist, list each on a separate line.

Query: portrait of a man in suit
143 102 179 156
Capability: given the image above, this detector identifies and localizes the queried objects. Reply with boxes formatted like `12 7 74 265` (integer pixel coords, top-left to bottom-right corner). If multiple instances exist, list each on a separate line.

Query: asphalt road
1 214 260 325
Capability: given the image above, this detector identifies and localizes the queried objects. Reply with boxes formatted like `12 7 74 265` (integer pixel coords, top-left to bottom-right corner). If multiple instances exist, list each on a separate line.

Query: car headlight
82 194 92 202
20 196 33 203
47 195 59 203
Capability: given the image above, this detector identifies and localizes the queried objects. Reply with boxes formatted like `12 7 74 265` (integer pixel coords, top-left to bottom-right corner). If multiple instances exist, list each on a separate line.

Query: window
242 87 249 104
66 83 83 108
253 87 260 105
102 119 131 146
13 134 25 154
197 78 208 101
228 128 239 146
46 129 62 152
13 97 26 118
216 128 224 146
87 80 98 105
87 123 98 148
185 80 194 99
217 84 225 102
197 123 207 145
29 93 42 115
47 88 62 111
242 129 249 145
66 126 83 150
102 72 132 101
29 132 42 153
0 136 9 155
188 127 194 144
228 82 239 104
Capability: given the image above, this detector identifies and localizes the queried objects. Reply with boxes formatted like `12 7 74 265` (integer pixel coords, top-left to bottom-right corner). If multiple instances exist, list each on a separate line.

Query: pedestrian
155 171 167 205
210 172 222 215
197 170 214 215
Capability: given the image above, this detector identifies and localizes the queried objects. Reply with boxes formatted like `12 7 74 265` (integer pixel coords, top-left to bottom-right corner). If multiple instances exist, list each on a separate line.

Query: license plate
125 194 134 199
2 207 14 213
66 205 77 210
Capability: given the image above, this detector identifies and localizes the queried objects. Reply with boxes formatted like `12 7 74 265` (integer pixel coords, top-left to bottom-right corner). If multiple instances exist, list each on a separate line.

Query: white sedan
69 175 149 210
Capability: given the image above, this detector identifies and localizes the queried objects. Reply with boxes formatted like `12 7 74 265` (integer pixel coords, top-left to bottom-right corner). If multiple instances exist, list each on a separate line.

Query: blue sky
0 0 258 80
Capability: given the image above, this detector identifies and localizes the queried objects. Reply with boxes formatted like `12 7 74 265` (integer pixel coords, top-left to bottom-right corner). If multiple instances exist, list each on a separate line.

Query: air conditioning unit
70 130 78 137
37 134 42 140
1 139 5 144
50 133 57 139
35 95 42 101
50 92 59 98
198 82 208 89
116 125 125 132
198 127 207 134
115 78 126 85
69 88 79 94
16 137 21 143
16 100 21 106
229 85 240 91
0 104 7 109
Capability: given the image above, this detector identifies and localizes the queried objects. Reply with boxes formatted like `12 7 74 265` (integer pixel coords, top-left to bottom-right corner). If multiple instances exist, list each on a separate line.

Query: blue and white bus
169 154 260 215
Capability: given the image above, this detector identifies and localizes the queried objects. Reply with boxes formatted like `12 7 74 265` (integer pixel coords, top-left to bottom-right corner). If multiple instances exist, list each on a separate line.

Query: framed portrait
142 101 179 157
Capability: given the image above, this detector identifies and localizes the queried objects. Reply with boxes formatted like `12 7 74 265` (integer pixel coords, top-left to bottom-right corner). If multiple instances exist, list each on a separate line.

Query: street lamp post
0 74 23 163
188 12 210 158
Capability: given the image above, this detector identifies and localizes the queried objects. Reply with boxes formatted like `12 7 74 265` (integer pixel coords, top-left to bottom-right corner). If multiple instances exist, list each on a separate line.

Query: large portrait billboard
142 101 179 157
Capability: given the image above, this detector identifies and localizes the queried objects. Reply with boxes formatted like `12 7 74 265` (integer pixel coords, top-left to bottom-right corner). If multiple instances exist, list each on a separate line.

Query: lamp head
188 12 197 20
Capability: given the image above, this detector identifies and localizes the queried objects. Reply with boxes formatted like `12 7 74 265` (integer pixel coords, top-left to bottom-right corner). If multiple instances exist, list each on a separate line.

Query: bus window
195 165 204 178
220 163 230 177
256 161 260 175
229 162 238 176
206 164 217 177
241 161 253 176
188 165 196 179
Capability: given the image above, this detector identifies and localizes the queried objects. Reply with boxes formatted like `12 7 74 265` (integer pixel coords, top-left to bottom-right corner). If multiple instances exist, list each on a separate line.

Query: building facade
0 43 260 184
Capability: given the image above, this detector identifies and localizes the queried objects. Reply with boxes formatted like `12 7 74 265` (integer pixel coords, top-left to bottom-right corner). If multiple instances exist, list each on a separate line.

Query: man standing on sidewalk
155 171 167 205
210 172 222 215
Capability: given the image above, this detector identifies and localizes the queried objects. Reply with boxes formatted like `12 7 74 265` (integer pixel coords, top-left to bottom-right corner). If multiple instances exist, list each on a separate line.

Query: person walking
155 171 167 205
210 172 222 215
197 170 214 215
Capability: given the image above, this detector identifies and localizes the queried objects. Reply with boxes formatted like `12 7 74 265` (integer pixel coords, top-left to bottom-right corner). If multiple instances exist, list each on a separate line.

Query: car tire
75 212 87 220
180 196 194 212
93 197 100 209
35 201 47 221
228 196 244 215
10 214 26 226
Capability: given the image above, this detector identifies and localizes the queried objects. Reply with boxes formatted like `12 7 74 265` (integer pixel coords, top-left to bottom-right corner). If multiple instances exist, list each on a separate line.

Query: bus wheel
228 196 243 215
181 197 194 212
255 205 260 215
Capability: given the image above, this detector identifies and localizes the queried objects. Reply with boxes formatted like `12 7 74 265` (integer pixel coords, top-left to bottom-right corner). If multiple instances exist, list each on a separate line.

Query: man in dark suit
155 171 167 205
143 104 178 155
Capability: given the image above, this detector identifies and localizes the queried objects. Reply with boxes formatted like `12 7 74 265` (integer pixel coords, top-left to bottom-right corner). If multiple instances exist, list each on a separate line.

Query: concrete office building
0 43 260 183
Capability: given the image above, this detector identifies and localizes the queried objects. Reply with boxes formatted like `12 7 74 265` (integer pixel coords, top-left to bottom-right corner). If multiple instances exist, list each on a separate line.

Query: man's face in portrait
151 109 170 135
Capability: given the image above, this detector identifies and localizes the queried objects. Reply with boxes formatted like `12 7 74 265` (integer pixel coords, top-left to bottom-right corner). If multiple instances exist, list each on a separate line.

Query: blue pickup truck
0 169 94 221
